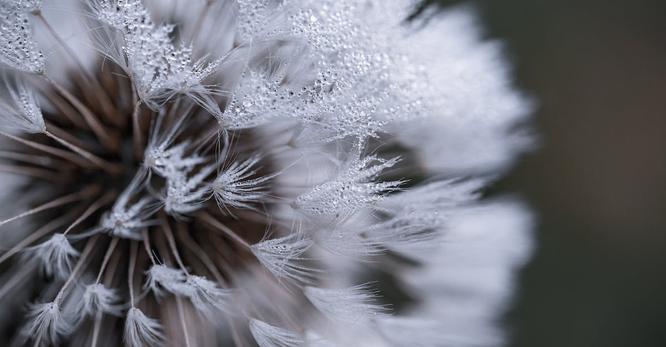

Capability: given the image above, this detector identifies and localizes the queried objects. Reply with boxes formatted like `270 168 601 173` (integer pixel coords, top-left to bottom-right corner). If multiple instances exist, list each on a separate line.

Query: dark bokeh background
423 0 666 346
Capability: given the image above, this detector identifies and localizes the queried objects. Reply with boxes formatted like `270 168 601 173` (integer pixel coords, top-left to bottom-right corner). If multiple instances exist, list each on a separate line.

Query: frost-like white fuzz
213 156 274 210
14 0 42 12
144 140 206 178
0 73 46 134
26 233 79 279
163 164 215 216
77 284 122 317
250 233 314 283
294 155 401 218
249 319 303 347
91 0 222 113
0 2 44 73
178 275 231 316
366 180 484 253
145 264 186 297
145 265 229 315
235 0 285 42
219 70 290 130
101 172 156 239
124 307 164 347
303 284 389 325
23 301 72 346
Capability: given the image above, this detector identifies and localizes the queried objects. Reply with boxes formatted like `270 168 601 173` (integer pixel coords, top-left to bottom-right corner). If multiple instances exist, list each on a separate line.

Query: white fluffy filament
23 301 72 347
249 319 303 347
124 307 164 347
78 284 122 317
26 233 79 280
303 284 389 325
213 155 274 210
250 233 314 283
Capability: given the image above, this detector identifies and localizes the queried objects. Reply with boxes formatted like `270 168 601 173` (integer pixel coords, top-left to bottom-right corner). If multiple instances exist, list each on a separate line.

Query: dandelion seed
26 233 78 280
91 0 223 114
163 164 215 216
304 284 389 325
251 233 314 283
78 284 122 317
145 264 186 297
213 155 274 210
249 319 303 347
0 73 45 134
124 307 164 347
294 155 402 218
23 301 72 346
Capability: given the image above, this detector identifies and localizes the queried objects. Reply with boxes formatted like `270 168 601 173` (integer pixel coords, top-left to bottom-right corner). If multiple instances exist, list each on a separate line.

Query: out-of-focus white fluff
399 200 534 346
391 6 534 174
249 319 303 347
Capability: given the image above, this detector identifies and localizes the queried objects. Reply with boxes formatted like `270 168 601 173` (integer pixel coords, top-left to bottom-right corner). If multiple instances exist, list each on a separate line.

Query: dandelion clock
0 0 533 346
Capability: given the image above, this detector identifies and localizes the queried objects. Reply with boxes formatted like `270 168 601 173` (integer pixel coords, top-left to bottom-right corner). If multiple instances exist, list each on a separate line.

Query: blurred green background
423 0 666 346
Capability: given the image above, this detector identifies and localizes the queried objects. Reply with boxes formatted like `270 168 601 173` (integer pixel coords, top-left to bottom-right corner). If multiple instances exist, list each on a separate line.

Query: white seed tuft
163 164 215 216
145 265 229 316
26 233 79 280
124 307 164 347
90 0 222 114
23 301 72 346
249 319 303 347
213 155 274 210
144 264 186 297
304 284 389 325
78 284 122 317
294 155 402 218
177 275 231 317
0 73 45 134
101 172 157 239
250 233 314 283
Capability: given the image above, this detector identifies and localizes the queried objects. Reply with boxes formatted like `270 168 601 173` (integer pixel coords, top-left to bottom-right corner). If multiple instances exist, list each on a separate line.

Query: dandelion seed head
0 0 532 346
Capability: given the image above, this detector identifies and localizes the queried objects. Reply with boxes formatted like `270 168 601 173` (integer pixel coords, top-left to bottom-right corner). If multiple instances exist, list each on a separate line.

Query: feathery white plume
145 264 186 297
219 69 288 130
213 155 274 210
23 301 72 346
77 283 122 317
251 233 314 283
366 179 484 253
249 319 303 347
101 172 156 239
163 164 215 216
145 264 229 315
0 73 45 134
0 2 44 73
304 284 389 325
177 275 231 316
144 140 206 178
26 233 79 279
294 155 401 218
90 0 222 114
124 307 164 347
